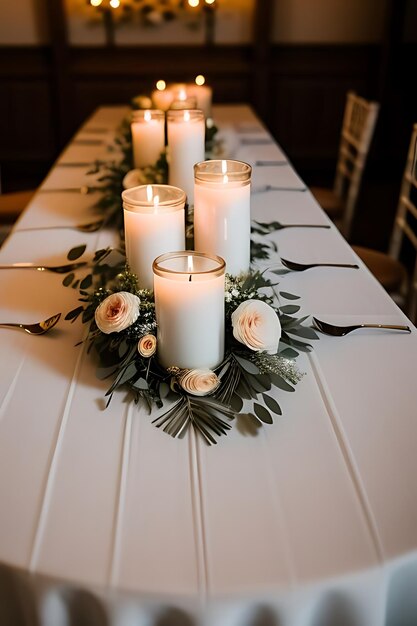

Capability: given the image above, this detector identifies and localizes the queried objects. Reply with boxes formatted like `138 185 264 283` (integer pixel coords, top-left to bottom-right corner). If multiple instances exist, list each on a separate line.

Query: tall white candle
187 75 213 119
153 252 225 369
167 109 205 207
123 185 186 290
131 109 165 168
151 80 174 112
194 159 252 276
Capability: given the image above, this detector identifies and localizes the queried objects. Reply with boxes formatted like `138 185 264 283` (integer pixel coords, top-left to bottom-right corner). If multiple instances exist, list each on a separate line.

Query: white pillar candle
153 252 225 369
151 80 174 112
187 75 213 119
123 184 186 290
194 159 252 276
131 109 165 168
167 109 205 207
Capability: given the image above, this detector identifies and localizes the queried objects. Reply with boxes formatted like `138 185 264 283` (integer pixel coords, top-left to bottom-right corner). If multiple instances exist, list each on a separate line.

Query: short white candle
194 159 252 276
167 109 205 207
131 109 165 168
151 80 174 112
123 185 186 290
153 252 225 369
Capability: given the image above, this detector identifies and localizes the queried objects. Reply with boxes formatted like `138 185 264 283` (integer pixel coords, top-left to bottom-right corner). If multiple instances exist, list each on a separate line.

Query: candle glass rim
122 185 186 211
131 109 165 121
153 251 226 278
170 96 197 110
194 159 252 184
166 109 204 122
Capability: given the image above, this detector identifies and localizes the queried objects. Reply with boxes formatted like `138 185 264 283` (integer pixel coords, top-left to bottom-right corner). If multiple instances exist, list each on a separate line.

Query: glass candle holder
123 184 186 290
167 109 205 207
194 159 252 276
153 251 225 369
131 109 165 169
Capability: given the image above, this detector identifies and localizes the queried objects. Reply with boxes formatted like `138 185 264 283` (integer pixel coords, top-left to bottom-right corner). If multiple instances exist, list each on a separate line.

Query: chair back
334 91 379 238
389 124 417 321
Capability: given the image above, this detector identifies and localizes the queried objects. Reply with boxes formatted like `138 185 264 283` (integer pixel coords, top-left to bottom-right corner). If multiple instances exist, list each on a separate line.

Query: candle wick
189 274 192 282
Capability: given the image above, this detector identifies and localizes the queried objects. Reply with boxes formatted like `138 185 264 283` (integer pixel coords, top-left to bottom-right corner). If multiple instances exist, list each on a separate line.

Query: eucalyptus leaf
279 305 301 315
67 244 87 261
159 382 170 398
64 306 84 322
80 274 93 289
270 373 295 392
279 291 300 300
234 354 260 375
253 402 273 424
230 393 243 413
262 394 282 415
278 347 299 359
62 273 75 287
286 326 319 340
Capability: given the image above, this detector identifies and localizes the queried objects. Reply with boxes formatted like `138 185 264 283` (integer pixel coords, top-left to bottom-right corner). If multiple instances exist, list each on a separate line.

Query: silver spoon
252 185 307 193
281 257 359 271
0 313 61 335
38 186 98 195
255 160 287 166
16 219 105 234
0 261 88 274
313 317 411 336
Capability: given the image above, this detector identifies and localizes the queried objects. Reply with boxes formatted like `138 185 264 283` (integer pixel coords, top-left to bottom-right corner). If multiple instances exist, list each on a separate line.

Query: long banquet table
1 105 417 626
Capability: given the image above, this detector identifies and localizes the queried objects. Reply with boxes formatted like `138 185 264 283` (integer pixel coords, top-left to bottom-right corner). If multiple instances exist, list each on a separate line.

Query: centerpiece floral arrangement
64 246 318 444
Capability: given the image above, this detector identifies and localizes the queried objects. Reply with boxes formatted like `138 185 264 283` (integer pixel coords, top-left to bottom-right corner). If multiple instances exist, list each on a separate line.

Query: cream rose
138 334 156 358
179 369 220 397
95 292 140 334
231 299 281 354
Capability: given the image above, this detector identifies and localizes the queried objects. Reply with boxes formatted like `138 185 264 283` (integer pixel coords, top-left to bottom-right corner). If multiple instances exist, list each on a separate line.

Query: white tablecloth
0 105 417 626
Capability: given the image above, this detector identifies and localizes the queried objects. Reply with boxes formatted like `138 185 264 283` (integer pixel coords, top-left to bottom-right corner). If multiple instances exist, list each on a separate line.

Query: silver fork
0 262 87 274
313 317 411 336
281 257 359 271
38 186 98 195
16 219 105 234
0 313 61 335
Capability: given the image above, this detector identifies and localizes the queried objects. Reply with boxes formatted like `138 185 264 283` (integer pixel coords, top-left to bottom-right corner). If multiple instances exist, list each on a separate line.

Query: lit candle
187 75 213 119
123 185 186 290
153 251 225 369
151 80 174 112
194 159 252 276
131 109 165 169
167 109 205 206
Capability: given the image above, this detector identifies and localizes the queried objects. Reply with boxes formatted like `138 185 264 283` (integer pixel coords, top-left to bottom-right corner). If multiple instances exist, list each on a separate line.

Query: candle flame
144 110 152 122
184 111 190 122
221 160 227 174
179 88 187 101
195 74 205 86
187 255 194 273
109 0 120 7
156 79 166 91
146 185 153 202
205 0 216 4
223 174 229 184
90 0 102 5
153 195 160 211
188 0 200 6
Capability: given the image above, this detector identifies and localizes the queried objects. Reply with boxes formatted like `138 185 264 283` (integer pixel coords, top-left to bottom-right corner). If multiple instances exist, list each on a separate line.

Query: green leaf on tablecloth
64 306 84 322
159 382 170 398
80 274 93 289
279 291 300 300
62 273 75 287
67 244 87 261
230 393 243 413
285 326 319 340
262 394 282 415
279 305 301 314
270 373 295 392
253 402 273 424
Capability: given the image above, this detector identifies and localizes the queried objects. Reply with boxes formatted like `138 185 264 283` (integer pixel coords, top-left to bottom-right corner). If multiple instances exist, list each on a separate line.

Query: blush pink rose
95 292 140 334
231 299 281 354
